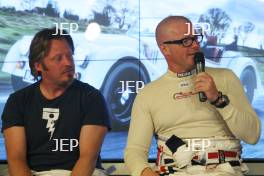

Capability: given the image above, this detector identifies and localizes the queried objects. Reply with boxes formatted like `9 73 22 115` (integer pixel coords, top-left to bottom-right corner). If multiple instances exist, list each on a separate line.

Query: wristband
210 91 230 108
210 91 222 105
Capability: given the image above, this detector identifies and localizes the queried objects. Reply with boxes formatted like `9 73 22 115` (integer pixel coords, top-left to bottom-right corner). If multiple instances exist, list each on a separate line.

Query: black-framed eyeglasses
163 34 203 47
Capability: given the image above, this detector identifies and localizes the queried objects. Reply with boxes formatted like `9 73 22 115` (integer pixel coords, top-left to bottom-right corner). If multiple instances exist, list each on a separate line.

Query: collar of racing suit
167 69 196 78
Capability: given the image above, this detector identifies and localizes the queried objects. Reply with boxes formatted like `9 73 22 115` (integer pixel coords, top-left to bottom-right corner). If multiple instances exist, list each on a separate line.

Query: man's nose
62 55 74 65
191 39 200 49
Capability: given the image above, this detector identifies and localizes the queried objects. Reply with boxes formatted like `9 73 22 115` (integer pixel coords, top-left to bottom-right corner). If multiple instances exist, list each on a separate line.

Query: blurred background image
0 0 263 160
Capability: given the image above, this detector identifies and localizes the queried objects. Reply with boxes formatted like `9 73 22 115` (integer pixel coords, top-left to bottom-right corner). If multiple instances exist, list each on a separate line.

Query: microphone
194 52 207 102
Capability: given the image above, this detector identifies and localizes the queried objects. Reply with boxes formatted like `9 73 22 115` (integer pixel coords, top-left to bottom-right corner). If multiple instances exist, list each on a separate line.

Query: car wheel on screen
101 59 150 131
240 68 256 103
11 75 30 91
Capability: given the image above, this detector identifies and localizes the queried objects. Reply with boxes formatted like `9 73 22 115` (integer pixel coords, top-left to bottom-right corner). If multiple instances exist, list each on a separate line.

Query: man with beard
2 28 110 176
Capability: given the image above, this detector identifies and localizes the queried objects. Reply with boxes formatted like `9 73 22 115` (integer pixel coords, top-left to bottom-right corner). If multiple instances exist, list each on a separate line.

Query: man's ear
159 44 170 57
34 62 42 73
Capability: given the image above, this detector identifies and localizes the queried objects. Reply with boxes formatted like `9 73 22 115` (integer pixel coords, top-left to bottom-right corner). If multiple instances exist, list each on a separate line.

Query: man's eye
183 38 191 44
66 54 73 60
54 56 62 62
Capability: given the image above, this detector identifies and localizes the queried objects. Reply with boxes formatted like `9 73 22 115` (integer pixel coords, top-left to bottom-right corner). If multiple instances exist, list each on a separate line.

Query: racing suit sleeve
217 69 261 144
124 92 155 176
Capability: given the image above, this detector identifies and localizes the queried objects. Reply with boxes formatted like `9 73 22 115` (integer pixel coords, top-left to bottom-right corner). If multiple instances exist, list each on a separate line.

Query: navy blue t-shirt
1 79 110 171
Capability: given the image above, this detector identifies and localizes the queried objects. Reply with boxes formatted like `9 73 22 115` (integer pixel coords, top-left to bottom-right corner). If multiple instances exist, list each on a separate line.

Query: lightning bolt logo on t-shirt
42 108 60 140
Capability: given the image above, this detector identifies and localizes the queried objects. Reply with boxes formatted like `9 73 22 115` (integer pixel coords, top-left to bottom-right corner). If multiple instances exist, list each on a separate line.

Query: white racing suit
154 135 248 176
124 69 261 176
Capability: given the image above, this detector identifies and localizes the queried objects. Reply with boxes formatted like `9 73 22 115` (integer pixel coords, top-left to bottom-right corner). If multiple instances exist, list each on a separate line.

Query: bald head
154 16 200 73
155 16 192 45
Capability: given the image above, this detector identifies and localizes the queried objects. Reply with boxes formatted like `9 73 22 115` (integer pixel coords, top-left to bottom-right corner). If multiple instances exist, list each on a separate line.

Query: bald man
124 16 260 176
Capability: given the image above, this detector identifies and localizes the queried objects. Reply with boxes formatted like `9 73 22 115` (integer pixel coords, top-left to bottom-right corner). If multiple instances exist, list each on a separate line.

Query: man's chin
186 58 195 70
59 77 74 87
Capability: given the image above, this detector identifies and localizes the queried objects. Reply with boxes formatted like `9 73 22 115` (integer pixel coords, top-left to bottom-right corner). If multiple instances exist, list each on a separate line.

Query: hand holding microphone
194 52 219 102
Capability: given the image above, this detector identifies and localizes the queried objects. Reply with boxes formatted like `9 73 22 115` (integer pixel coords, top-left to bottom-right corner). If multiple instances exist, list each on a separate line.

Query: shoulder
71 79 99 94
71 79 103 99
140 75 163 92
135 74 166 100
4 82 39 112
206 67 236 78
8 82 39 101
206 67 240 91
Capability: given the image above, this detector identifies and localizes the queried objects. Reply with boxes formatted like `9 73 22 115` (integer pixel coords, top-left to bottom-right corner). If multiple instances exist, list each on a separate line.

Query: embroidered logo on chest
178 80 193 88
173 92 196 99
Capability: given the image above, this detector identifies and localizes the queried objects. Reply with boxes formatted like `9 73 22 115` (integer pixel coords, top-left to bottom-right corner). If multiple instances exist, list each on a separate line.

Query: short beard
58 78 74 88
